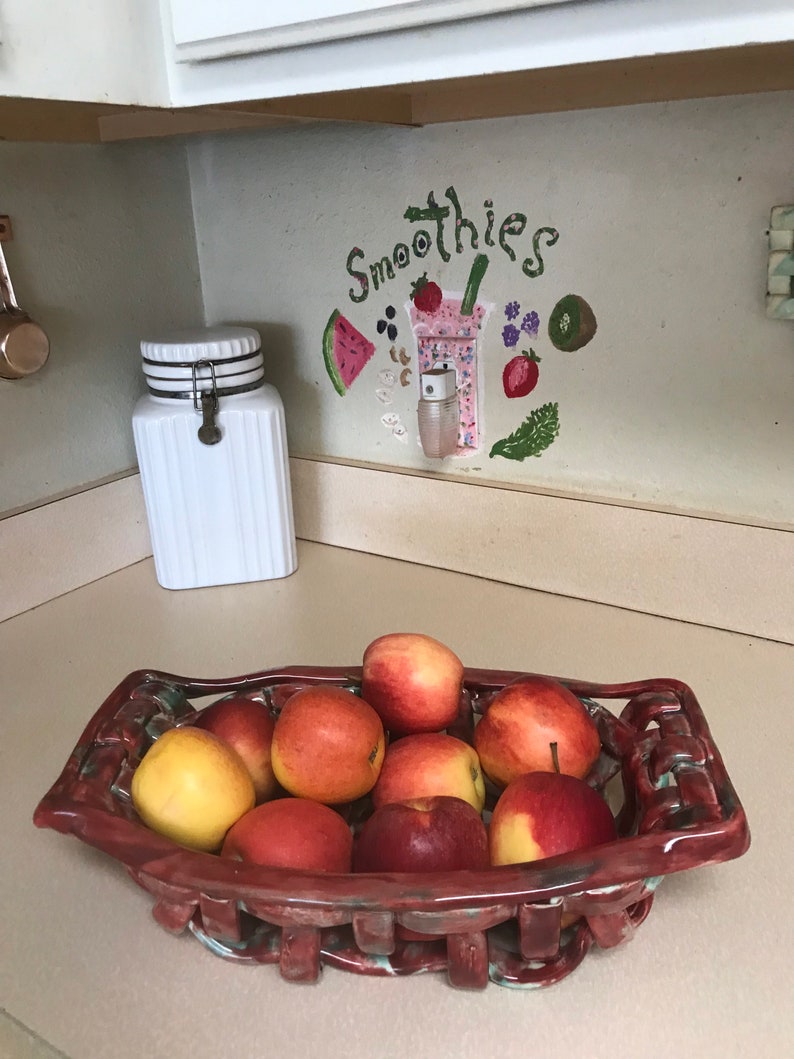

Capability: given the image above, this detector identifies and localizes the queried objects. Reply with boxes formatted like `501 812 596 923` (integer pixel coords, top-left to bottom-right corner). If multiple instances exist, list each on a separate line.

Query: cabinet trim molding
169 1 576 64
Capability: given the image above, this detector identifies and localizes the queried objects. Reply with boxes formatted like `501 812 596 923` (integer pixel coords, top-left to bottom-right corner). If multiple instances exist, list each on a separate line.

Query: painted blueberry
377 306 398 342
502 323 520 348
521 310 540 337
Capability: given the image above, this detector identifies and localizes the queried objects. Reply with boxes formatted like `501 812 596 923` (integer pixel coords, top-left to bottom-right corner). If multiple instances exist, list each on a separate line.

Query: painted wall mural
502 349 541 399
548 294 598 352
320 184 598 464
322 310 375 397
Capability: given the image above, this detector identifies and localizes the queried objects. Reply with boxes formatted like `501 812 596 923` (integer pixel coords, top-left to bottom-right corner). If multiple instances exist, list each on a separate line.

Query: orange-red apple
353 796 489 874
372 733 485 813
474 675 601 787
271 685 385 804
489 771 617 867
221 798 353 873
361 632 464 735
194 696 276 803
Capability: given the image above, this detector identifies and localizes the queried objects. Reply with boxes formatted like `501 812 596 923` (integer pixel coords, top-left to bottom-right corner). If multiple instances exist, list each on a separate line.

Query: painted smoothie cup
406 254 491 454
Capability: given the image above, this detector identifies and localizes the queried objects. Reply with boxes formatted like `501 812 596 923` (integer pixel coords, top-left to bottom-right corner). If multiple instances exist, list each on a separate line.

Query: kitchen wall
188 92 794 528
4 94 791 529
0 139 202 515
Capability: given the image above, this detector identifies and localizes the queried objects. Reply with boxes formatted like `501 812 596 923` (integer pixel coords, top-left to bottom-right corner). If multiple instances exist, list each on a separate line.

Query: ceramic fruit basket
34 666 750 990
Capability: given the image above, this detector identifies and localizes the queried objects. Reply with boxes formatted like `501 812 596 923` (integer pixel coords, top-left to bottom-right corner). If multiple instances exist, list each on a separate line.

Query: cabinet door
0 0 167 106
168 0 576 63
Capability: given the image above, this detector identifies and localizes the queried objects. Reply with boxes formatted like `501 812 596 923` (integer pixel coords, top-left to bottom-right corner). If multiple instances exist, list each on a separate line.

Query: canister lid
140 326 264 398
141 326 261 365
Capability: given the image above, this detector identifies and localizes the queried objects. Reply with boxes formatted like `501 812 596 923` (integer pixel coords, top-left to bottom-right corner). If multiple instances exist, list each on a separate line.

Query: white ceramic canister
132 326 297 590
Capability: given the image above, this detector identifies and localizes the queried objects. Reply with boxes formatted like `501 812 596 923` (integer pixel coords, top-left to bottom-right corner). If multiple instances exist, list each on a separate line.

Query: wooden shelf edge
408 41 794 124
0 94 416 145
1 41 793 144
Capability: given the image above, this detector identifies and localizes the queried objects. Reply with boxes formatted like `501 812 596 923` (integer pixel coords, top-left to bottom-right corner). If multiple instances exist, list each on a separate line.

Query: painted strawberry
410 273 443 315
502 350 541 399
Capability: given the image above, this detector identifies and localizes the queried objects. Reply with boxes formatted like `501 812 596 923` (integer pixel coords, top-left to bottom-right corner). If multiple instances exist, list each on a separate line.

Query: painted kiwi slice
548 294 597 351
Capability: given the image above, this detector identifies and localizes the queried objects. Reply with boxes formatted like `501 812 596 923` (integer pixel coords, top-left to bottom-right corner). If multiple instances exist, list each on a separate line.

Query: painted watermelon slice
323 310 376 396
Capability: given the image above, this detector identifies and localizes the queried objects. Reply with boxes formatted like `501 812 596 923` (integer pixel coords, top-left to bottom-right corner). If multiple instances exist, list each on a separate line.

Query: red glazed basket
34 666 750 990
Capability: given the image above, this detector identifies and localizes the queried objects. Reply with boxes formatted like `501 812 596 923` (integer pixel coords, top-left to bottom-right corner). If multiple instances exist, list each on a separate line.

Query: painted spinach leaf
489 402 560 460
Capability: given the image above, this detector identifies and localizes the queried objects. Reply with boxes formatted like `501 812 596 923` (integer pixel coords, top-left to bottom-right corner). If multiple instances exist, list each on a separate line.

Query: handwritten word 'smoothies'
346 186 559 303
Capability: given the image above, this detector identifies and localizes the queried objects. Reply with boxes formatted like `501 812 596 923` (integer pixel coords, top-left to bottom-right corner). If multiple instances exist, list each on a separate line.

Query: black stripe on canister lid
141 348 262 369
145 378 266 400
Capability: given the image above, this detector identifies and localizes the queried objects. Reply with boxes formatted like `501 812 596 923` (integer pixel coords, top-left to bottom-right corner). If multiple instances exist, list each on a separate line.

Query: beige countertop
1 542 791 1059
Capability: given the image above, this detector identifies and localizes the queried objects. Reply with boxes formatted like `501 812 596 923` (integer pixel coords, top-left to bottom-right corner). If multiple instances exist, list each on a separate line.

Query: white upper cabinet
161 0 794 109
0 0 167 106
168 1 576 62
1 1 793 120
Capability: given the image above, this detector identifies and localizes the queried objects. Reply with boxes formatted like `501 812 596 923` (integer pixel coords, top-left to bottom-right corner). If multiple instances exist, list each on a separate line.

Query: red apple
194 696 276 803
474 675 601 787
271 685 385 804
353 796 489 874
222 798 353 873
372 733 485 813
489 772 617 867
361 632 464 735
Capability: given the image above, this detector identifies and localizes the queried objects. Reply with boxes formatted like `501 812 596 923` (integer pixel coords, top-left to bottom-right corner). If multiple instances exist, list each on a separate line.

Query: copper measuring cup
0 239 49 380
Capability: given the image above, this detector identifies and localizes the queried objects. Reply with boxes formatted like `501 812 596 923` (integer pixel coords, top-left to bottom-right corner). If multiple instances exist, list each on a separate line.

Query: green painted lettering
369 255 395 290
346 247 369 304
483 199 496 247
498 212 527 262
392 242 411 269
404 192 450 262
523 227 560 278
445 185 479 253
412 229 432 258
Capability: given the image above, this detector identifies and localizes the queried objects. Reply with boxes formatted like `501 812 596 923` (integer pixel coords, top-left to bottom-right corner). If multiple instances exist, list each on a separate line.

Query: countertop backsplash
189 91 794 528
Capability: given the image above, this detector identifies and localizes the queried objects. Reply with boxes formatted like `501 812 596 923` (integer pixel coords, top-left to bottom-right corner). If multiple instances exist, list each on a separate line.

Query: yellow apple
131 727 255 852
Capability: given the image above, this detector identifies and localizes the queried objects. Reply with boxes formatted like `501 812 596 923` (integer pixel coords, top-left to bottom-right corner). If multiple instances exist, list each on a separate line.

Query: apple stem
550 742 561 774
